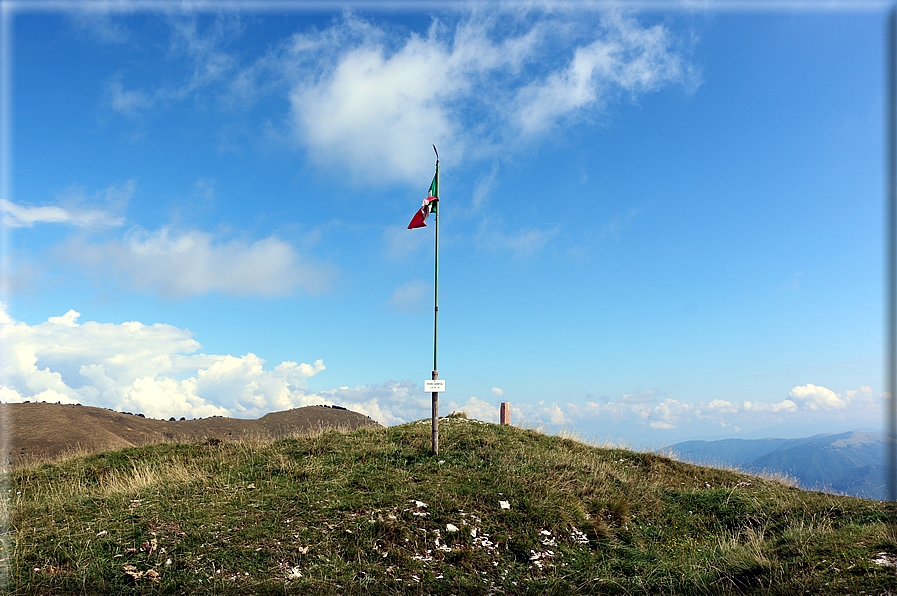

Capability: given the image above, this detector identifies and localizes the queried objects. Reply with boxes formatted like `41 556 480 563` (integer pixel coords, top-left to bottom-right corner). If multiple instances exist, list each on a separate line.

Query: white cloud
475 217 560 256
512 11 695 136
280 11 696 184
704 399 739 414
105 78 154 117
64 227 334 298
0 307 479 427
788 383 850 410
471 163 500 212
0 306 327 420
599 206 645 239
310 380 430 427
67 6 132 44
449 396 500 423
743 399 798 413
645 398 693 429
387 279 431 312
103 14 244 119
1 310 880 435
2 201 121 229
619 388 661 404
83 10 696 186
845 385 873 403
2 180 133 228
383 224 429 260
506 384 879 435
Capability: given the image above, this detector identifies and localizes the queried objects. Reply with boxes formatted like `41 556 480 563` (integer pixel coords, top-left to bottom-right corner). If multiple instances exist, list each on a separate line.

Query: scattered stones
872 553 897 568
123 565 159 582
570 526 589 544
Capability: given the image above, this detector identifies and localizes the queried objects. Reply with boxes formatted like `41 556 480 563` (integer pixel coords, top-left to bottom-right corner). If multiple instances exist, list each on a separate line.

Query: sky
0 1 890 448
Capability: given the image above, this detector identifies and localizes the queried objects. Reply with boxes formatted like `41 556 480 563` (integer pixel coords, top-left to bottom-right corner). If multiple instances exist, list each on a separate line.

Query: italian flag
407 174 438 229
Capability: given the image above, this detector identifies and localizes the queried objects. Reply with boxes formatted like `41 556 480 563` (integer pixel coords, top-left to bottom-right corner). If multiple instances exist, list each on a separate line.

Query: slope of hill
671 431 890 500
0 402 381 467
5 418 895 595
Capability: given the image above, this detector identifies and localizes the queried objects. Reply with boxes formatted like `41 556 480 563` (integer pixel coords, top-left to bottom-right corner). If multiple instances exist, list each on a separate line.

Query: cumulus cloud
0 307 506 427
53 4 701 193
788 383 850 410
704 399 738 414
645 398 693 429
274 10 696 184
450 396 500 422
737 384 858 415
0 306 326 420
520 383 879 433
63 226 334 298
81 9 697 186
0 309 880 435
743 399 798 413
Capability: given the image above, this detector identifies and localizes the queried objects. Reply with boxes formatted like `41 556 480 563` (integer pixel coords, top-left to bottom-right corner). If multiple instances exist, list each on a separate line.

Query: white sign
424 380 446 392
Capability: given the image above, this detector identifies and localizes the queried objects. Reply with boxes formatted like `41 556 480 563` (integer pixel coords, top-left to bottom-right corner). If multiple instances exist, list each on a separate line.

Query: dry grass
3 418 895 595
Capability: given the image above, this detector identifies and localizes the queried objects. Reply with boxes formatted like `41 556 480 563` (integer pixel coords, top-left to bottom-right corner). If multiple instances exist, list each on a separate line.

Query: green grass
4 418 896 594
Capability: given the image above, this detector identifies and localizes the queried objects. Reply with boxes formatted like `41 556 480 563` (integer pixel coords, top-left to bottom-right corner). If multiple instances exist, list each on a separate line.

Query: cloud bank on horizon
0 307 880 433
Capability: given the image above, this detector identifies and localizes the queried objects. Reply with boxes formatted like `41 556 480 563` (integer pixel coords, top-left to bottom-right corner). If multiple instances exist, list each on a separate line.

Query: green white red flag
407 174 438 229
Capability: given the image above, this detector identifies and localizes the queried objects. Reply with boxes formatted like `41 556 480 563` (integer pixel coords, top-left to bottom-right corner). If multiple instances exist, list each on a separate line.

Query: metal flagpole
886 8 896 505
432 146 440 455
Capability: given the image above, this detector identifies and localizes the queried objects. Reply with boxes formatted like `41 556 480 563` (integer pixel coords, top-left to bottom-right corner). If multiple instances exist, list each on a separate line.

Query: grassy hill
4 416 896 595
1 402 381 467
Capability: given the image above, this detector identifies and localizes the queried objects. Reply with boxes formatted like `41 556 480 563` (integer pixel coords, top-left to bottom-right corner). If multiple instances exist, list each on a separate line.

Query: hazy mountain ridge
670 431 889 501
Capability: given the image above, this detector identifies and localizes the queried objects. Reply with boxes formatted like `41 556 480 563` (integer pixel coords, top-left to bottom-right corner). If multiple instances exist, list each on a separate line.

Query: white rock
446 524 459 532
499 500 510 510
873 553 897 568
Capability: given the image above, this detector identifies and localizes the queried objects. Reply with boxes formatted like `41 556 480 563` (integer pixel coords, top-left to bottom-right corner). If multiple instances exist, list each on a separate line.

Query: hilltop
0 402 381 467
5 416 896 595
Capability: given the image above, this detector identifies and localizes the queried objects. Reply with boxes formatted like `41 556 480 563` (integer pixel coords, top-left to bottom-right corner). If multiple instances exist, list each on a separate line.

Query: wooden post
500 402 510 425
432 370 439 454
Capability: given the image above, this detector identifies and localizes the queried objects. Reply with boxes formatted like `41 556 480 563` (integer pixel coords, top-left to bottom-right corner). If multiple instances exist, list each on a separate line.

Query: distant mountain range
670 431 891 501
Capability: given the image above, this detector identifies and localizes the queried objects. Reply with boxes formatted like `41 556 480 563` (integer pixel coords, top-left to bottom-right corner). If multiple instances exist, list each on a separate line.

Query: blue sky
0 1 888 446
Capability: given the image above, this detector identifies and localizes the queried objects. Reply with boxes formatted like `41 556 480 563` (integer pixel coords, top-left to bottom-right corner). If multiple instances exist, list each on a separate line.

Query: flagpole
432 146 440 455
